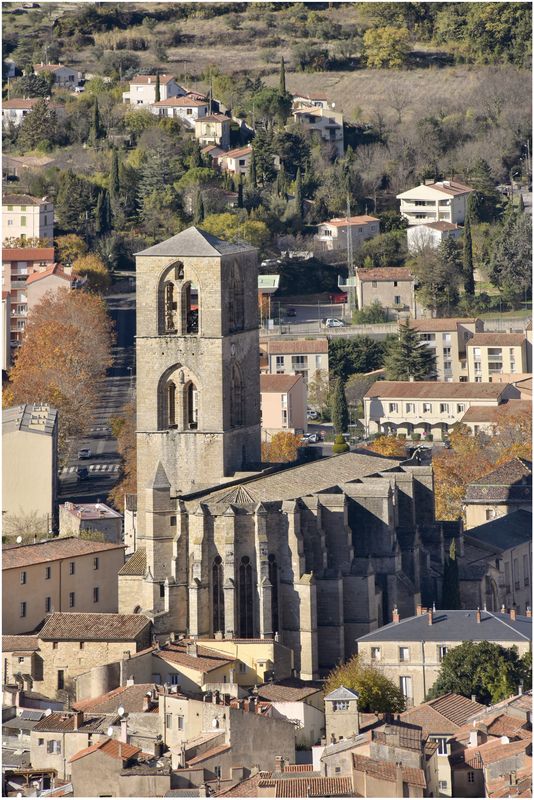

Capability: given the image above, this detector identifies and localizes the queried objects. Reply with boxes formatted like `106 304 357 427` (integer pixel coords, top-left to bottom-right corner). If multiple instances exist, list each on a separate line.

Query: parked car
76 467 89 480
261 258 281 268
325 318 345 328
307 410 318 420
306 432 323 443
287 308 297 317
78 448 92 459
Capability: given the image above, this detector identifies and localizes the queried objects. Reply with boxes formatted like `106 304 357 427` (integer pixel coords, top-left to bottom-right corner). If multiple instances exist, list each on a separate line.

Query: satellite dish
16 536 22 544
107 726 114 737
44 708 52 716
118 706 125 717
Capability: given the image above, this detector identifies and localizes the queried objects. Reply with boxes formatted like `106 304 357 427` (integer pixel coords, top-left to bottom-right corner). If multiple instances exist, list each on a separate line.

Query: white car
78 448 92 459
325 318 345 328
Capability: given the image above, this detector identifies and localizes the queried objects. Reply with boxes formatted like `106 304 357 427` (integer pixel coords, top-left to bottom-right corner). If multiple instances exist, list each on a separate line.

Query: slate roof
69 737 141 763
260 373 302 393
135 226 255 257
466 510 532 551
352 754 426 788
3 537 124 570
39 612 151 641
118 548 147 576
357 610 531 643
324 685 359 701
465 458 532 503
2 635 39 652
73 684 158 714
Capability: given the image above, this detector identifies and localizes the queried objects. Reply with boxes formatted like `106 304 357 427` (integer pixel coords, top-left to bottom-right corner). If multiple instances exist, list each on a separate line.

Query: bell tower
135 227 261 524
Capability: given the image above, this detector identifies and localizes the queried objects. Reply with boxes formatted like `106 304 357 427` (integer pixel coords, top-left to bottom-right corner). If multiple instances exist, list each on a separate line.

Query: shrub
413 433 421 441
398 433 406 440
426 433 434 441
333 434 350 454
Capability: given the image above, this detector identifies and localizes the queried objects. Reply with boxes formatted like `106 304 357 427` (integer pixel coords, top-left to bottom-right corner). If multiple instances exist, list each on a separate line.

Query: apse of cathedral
119 227 469 679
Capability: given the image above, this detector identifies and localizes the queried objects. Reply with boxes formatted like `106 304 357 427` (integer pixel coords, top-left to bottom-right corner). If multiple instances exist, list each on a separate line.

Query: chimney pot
73 710 83 730
392 606 400 624
526 607 531 618
428 609 433 625
476 609 481 624
510 608 517 621
416 604 423 616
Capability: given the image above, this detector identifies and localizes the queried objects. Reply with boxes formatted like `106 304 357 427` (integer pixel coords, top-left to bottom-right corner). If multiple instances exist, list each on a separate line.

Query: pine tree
463 197 475 295
155 72 161 103
248 148 257 188
331 378 349 435
193 191 204 225
294 167 303 220
279 56 286 95
441 539 461 609
56 171 97 234
384 321 437 381
188 141 202 169
17 99 57 150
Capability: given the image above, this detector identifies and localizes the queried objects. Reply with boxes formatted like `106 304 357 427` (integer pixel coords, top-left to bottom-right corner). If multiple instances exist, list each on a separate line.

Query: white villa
122 74 185 106
397 181 473 226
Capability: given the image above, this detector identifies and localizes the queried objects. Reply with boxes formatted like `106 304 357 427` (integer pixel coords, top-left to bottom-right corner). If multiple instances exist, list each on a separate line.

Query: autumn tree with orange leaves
261 431 302 463
365 435 407 458
4 289 113 456
433 409 532 521
108 401 137 511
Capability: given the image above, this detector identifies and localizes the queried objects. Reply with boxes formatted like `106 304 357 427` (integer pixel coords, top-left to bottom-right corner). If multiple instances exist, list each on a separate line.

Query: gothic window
164 282 177 333
185 381 198 429
230 365 244 428
268 555 279 635
182 282 199 335
228 263 244 333
167 381 176 428
239 556 253 638
212 556 224 635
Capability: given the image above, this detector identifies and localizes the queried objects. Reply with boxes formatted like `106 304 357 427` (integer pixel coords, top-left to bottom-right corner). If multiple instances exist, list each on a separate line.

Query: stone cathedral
119 227 453 680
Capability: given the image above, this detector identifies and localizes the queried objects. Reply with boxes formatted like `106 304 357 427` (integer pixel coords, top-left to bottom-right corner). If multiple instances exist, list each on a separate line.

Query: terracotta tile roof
155 641 234 673
222 146 253 159
461 399 531 423
26 264 73 285
323 215 379 227
260 373 302 393
216 771 272 796
3 247 55 261
130 74 176 85
409 317 477 332
2 635 39 652
365 380 509 400
3 193 49 206
272 776 354 797
187 744 231 765
357 267 414 282
465 458 531 504
486 714 531 739
118 548 147 576
260 338 328 355
34 63 75 74
468 333 526 347
198 114 231 123
465 737 529 768
73 684 158 714
283 764 314 772
294 92 328 100
427 180 473 196
256 681 322 703
33 712 109 733
153 97 207 107
428 693 486 726
69 737 141 763
352 754 426 788
2 537 125 570
39 612 151 642
418 220 460 231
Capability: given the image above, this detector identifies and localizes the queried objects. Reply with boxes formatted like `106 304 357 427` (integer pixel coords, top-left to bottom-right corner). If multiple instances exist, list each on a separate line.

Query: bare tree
385 81 412 125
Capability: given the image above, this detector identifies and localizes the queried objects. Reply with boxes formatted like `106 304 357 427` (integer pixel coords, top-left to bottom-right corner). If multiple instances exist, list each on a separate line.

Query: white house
33 63 83 88
314 215 380 252
2 98 61 128
397 181 473 226
407 221 462 253
292 92 329 109
150 96 208 126
2 194 54 242
219 146 253 176
122 74 185 106
292 106 344 156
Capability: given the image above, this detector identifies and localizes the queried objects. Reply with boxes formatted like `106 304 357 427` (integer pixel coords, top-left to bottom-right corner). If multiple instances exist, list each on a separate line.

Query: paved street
57 292 135 505
261 302 348 335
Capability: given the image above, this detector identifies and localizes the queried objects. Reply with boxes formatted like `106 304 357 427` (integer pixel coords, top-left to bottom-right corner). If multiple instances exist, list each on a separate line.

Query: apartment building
406 220 462 253
292 106 344 157
463 457 532 529
363 380 520 440
2 194 54 242
314 215 380 252
466 332 528 382
2 537 126 634
194 114 232 148
150 95 208 125
355 267 416 317
2 291 9 369
260 373 307 435
409 318 483 381
397 181 473 226
122 74 185 106
2 246 56 349
260 337 329 385
357 608 531 707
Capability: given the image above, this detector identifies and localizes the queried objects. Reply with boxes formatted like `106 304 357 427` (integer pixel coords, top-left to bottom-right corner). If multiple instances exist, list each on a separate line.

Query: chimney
510 608 517 621
471 694 477 703
187 641 198 657
142 693 152 712
476 608 481 624
126 677 135 687
199 785 208 798
526 607 531 618
392 606 400 623
416 604 423 616
469 729 481 748
501 605 506 613
275 755 285 773
428 609 433 625
395 763 404 798
73 710 84 730
120 718 128 743
169 632 175 643
510 771 518 787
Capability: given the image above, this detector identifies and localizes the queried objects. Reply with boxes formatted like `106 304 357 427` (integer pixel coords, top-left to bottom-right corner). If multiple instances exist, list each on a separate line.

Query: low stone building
30 710 110 781
463 458 532 529
255 679 324 748
59 501 123 543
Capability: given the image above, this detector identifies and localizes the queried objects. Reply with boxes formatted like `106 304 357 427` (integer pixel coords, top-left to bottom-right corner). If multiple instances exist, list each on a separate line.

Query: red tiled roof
427 180 473 196
418 221 460 231
365 380 509 400
357 267 414 282
25 264 72 285
323 215 379 228
260 373 302 393
130 74 176 85
461 399 531 423
409 317 477 332
153 97 207 107
260 338 328 355
73 684 159 714
222 146 253 159
467 333 526 347
352 753 426 788
69 737 141 763
198 114 231 123
3 98 44 109
2 537 125 570
3 247 55 261
428 693 485 726
216 771 272 796
39 612 150 642
155 641 234 673
272 776 354 797
2 635 39 652
187 744 231 765
3 194 49 206
486 714 531 738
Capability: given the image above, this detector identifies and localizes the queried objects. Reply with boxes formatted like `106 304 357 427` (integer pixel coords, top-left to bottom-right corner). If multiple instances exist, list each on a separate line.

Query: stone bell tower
135 226 261 525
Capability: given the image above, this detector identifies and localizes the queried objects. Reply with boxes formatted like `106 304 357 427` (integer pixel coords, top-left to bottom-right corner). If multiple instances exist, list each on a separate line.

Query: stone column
255 503 272 639
222 507 237 639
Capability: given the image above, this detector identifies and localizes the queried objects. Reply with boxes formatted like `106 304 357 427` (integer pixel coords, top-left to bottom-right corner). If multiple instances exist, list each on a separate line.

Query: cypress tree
279 56 286 95
518 193 525 213
237 176 244 209
110 149 120 201
193 191 204 225
90 97 103 145
155 72 161 103
248 149 257 188
95 191 105 235
294 167 303 220
384 321 437 381
441 539 461 609
331 378 349 435
463 197 475 295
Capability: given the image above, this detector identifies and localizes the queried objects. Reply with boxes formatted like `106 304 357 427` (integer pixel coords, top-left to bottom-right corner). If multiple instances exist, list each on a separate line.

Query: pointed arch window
268 554 279 636
212 556 224 635
228 263 244 333
185 381 198 429
182 282 199 334
167 381 176 428
230 365 244 428
164 282 177 333
239 556 253 638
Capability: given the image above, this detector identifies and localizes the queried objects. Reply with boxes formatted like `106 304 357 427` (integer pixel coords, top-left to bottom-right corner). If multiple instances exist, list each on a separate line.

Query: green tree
293 167 303 222
331 378 349 435
279 56 286 95
410 239 463 314
248 148 257 188
384 321 436 380
252 128 276 186
56 171 96 234
329 337 386 382
155 71 161 103
12 72 52 98
468 160 502 223
95 189 112 236
429 641 528 704
353 300 388 324
237 177 244 209
253 87 292 129
363 26 411 68
193 191 205 225
89 97 104 146
489 211 532 304
325 654 406 714
17 99 57 151
333 433 350 454
463 197 475 296
441 539 461 609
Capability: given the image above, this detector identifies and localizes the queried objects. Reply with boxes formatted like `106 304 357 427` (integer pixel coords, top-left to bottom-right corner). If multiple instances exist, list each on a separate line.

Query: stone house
466 332 529 382
463 458 532 529
324 686 360 746
409 317 484 382
356 608 531 707
219 146 253 176
151 96 209 126
397 181 473 226
194 114 232 148
122 74 185 106
354 267 416 318
255 680 324 748
33 62 83 87
260 337 329 385
364 380 521 441
2 537 126 635
260 373 307 436
314 215 380 252
30 710 110 781
58 501 123 543
152 640 236 694
3 193 54 242
406 221 462 254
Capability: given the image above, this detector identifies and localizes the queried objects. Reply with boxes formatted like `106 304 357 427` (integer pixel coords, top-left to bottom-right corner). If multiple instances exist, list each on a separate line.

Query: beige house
463 457 532 529
466 332 528 382
397 181 473 226
3 403 58 532
69 737 165 798
363 380 520 440
219 145 253 176
460 398 531 436
357 608 531 707
194 114 232 148
314 215 380 252
33 62 83 87
409 318 483 382
150 95 208 126
2 537 126 635
122 73 185 106
406 221 461 254
152 640 237 694
260 373 307 436
260 337 329 385
26 263 72 310
355 267 416 318
59 501 123 543
256 680 324 748
293 92 329 109
30 710 109 781
3 194 54 242
2 97 64 128
292 106 344 157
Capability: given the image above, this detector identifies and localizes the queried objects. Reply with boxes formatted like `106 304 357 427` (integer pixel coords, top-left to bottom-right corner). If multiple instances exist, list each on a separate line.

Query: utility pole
346 194 356 314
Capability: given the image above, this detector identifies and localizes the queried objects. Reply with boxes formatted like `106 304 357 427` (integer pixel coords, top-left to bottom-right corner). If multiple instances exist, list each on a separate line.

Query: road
57 292 135 505
261 302 348 336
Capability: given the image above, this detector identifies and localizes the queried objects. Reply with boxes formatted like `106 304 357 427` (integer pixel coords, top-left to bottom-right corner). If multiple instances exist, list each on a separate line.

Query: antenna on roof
107 725 114 737
16 536 22 544
118 706 125 717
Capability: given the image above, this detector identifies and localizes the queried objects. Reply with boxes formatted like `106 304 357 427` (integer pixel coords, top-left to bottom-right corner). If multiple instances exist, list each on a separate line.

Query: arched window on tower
212 556 225 635
164 281 177 333
268 554 279 635
239 556 253 638
182 282 199 335
185 381 198 430
228 263 244 333
230 365 244 428
167 381 177 428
